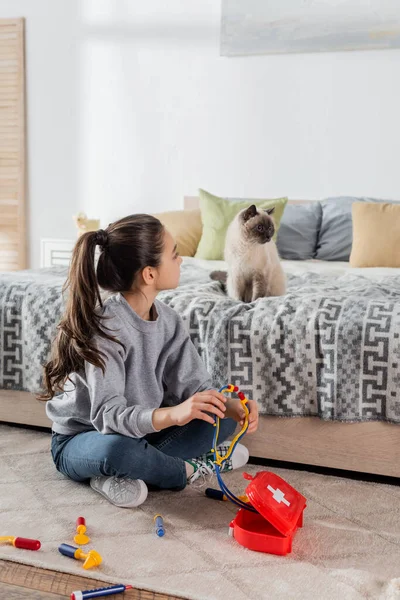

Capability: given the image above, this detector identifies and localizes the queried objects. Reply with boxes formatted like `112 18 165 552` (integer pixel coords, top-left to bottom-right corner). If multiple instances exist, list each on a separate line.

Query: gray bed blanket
0 267 67 394
1 262 400 423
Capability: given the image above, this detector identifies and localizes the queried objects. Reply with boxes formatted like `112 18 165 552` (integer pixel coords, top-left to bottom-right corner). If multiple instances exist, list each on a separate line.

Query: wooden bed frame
0 197 399 478
0 388 398 477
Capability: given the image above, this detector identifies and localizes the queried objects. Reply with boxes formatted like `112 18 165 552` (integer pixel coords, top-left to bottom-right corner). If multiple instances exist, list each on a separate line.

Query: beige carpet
0 424 399 600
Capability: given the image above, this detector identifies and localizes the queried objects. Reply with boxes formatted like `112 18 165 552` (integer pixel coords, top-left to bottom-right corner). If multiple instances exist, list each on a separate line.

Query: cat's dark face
239 204 275 244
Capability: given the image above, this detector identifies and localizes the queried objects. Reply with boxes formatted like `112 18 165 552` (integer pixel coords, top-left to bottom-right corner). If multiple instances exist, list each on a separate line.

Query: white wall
1 0 400 268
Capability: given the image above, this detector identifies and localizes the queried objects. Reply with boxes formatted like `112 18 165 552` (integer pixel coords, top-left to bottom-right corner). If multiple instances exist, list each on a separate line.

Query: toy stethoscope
211 384 257 513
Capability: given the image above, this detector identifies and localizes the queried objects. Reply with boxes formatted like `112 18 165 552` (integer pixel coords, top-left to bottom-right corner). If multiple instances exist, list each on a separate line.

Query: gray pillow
315 196 398 262
276 202 322 260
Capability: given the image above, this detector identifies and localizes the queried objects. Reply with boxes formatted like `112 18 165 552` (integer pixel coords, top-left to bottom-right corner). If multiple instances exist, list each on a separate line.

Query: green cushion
195 189 288 260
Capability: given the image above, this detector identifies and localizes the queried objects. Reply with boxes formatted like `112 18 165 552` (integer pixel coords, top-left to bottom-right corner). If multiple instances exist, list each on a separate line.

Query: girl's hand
226 398 259 434
169 390 227 426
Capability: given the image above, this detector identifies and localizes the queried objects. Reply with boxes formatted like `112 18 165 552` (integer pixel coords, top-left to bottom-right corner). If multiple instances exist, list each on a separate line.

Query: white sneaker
186 459 215 486
187 444 250 487
198 442 250 472
90 476 148 508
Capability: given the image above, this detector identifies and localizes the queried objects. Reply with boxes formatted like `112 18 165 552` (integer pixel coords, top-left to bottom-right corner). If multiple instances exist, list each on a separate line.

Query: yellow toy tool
58 543 102 569
74 516 90 545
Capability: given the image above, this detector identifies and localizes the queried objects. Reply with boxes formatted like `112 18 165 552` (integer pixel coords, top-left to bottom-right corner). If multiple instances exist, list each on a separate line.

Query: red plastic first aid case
229 471 307 555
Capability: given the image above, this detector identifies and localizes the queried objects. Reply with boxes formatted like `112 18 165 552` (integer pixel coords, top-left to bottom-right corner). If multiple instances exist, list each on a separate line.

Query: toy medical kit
212 384 307 555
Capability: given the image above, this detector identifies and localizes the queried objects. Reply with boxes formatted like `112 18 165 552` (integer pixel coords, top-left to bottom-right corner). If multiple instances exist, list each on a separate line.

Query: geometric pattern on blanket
0 267 67 393
158 263 400 423
1 263 400 423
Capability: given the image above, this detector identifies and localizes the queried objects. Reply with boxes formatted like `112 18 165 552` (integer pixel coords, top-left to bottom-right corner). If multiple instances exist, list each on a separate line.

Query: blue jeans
51 417 237 491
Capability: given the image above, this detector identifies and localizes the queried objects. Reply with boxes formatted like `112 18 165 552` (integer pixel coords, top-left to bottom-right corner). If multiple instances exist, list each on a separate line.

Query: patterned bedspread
1 261 400 423
0 267 67 394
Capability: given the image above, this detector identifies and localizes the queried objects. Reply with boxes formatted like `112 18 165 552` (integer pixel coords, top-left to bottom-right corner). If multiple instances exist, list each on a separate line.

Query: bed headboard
184 196 311 210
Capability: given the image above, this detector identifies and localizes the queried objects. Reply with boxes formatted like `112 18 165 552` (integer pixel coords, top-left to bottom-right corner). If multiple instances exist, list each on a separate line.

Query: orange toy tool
0 536 41 550
58 544 102 569
74 517 90 545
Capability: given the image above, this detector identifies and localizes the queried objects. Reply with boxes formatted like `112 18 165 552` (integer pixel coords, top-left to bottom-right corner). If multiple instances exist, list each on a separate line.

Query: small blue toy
154 514 165 537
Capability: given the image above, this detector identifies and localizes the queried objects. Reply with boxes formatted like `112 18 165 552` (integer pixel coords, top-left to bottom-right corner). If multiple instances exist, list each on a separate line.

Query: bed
0 200 399 478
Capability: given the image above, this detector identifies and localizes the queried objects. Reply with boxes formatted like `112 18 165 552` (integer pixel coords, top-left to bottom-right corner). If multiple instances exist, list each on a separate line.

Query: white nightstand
40 238 75 268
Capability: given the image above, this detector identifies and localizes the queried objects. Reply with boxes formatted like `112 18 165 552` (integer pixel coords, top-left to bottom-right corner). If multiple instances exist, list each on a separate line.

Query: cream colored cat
224 204 286 302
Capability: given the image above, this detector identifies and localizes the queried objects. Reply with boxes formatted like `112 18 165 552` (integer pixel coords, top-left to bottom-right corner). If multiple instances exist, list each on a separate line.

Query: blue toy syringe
154 514 165 537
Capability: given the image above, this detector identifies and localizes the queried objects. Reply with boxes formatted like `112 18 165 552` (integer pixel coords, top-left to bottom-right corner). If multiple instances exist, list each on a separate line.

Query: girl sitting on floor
41 214 258 508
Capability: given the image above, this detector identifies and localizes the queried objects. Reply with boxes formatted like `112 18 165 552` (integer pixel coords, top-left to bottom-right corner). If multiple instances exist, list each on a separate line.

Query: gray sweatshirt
46 293 213 437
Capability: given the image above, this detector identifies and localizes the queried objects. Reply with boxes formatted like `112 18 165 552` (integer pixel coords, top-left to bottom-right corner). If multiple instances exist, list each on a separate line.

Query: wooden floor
0 560 184 599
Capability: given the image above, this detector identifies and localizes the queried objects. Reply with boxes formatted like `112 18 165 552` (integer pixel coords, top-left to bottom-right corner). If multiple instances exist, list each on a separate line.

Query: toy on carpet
154 514 165 537
205 488 248 503
0 536 41 550
74 516 90 545
211 384 307 556
58 543 102 569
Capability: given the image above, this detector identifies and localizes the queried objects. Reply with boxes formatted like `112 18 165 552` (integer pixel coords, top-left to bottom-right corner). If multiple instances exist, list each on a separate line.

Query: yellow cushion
350 202 400 267
153 209 202 257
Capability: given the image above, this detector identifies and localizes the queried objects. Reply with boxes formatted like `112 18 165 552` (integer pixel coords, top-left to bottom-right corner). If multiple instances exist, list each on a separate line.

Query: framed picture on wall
221 0 400 56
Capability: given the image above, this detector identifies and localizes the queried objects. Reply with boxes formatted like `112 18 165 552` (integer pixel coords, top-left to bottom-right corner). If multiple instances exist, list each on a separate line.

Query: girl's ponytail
39 230 119 400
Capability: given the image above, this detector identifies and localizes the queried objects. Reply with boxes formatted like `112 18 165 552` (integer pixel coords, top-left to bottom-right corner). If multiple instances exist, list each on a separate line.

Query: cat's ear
242 204 257 222
264 207 275 215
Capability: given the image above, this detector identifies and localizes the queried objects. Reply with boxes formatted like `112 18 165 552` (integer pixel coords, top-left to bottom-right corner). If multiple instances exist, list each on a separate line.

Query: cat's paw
210 270 228 285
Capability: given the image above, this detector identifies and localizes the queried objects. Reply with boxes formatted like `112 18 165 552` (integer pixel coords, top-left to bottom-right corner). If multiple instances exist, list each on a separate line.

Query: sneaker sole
90 478 148 508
